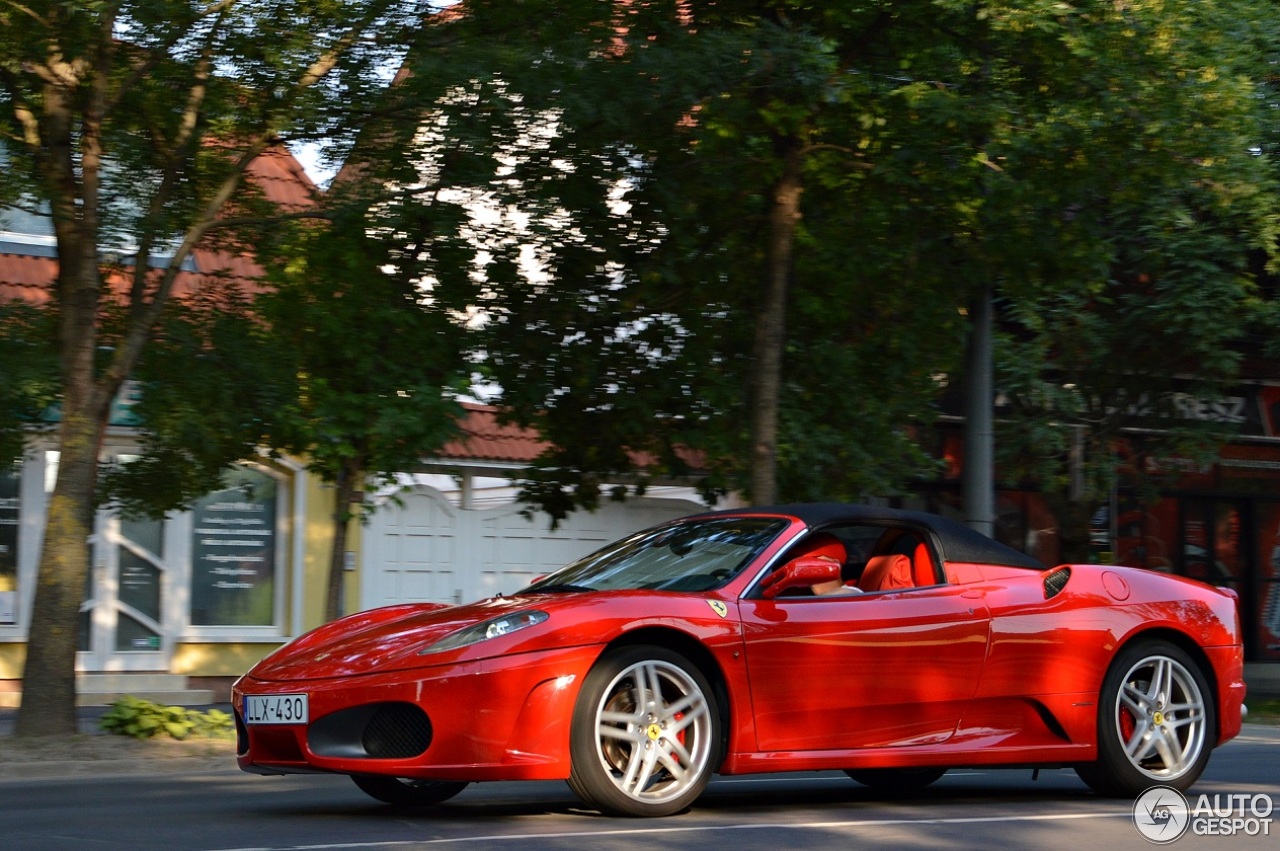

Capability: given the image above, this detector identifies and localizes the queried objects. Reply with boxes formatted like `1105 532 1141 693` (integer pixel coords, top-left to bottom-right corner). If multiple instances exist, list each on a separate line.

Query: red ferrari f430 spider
234 503 1247 816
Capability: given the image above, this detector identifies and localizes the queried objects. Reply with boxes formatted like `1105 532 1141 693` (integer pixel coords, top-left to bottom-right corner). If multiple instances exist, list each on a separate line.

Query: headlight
420 610 549 654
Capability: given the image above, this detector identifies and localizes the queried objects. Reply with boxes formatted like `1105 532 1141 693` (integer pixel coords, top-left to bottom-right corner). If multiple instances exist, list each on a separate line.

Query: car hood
248 596 547 681
245 590 742 683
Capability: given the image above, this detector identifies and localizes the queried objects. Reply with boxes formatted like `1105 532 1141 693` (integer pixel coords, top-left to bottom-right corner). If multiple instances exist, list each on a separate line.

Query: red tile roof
0 254 55 303
439 403 706 474
439 403 549 464
0 145 318 303
244 146 320 210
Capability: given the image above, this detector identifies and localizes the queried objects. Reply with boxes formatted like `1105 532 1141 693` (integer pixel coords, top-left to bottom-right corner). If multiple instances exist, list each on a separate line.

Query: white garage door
361 487 702 607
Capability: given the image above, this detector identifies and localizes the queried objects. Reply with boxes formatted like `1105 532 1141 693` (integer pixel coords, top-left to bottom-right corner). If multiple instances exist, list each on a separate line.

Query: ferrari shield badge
706 600 728 619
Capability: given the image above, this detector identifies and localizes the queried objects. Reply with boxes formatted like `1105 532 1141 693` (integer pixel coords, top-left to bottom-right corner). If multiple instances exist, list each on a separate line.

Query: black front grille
363 704 432 759
309 701 433 759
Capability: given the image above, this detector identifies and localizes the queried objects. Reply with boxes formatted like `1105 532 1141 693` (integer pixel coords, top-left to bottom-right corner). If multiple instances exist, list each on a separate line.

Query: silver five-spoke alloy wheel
1113 652 1207 780
1076 639 1215 796
569 646 719 816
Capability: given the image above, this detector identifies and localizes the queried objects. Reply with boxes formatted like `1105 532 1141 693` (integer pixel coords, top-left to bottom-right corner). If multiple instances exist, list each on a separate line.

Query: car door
738 584 991 752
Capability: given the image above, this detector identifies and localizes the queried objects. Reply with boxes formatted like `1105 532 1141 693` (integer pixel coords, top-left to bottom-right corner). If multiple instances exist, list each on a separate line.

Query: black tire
350 774 469 806
568 646 720 816
1075 639 1215 797
844 767 947 792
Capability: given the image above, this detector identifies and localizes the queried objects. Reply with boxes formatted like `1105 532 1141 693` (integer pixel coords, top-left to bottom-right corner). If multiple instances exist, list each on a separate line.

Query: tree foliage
978 0 1280 554
373 0 1279 528
0 302 58 466
98 280 297 516
253 205 469 622
0 0 439 737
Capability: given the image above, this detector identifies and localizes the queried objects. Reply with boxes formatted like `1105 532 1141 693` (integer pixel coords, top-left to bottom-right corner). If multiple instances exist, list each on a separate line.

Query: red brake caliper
1119 705 1136 742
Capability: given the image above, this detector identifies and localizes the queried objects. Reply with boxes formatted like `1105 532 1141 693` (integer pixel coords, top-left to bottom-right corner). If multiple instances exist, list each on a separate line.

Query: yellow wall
298 474 363 635
172 643 281 677
0 644 24 680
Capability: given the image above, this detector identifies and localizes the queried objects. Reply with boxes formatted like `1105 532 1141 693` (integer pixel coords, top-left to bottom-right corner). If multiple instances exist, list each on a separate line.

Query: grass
1246 698 1280 725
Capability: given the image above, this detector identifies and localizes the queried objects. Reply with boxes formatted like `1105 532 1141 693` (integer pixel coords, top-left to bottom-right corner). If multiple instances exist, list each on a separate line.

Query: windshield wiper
523 582 595 594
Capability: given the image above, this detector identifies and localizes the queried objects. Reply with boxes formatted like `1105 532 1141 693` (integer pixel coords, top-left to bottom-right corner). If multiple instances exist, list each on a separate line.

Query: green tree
382 3 954 512
396 1 1279 534
977 0 1280 557
0 303 58 466
253 207 468 624
97 279 298 517
0 0 435 737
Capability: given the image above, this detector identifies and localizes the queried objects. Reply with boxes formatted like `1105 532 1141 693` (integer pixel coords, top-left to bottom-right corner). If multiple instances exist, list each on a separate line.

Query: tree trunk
749 144 804 505
14 67 122 731
15 415 106 736
324 460 363 623
16 213 116 734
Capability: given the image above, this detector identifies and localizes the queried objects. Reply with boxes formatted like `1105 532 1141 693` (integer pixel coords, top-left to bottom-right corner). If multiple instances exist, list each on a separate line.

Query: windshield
519 517 789 594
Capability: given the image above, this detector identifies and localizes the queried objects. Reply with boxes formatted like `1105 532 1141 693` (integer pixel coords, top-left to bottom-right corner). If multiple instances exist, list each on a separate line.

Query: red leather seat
911 542 937 586
859 553 913 592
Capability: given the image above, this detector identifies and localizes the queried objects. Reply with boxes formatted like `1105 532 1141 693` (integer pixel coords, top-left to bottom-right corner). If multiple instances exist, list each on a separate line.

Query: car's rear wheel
1075 639 1214 797
844 767 947 792
568 646 719 816
350 775 469 806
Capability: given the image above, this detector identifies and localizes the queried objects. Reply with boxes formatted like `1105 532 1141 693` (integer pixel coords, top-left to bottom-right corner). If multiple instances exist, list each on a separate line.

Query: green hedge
99 695 235 741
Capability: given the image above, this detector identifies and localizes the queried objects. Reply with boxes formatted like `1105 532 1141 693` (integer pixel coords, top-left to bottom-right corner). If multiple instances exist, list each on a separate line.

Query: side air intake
1044 567 1071 599
308 702 432 759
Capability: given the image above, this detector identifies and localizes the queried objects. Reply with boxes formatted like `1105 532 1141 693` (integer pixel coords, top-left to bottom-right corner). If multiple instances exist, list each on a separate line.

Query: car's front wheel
1075 639 1215 797
568 646 720 816
350 775 469 806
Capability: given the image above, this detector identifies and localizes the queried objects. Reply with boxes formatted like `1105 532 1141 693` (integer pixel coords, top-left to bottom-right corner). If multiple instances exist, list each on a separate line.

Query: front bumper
234 644 601 781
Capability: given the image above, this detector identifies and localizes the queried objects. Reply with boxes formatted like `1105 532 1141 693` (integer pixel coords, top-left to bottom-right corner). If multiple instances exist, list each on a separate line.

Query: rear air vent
1044 567 1071 599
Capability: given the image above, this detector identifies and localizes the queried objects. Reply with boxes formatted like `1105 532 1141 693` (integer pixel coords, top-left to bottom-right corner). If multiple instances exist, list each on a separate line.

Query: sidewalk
0 704 112 736
0 703 234 736
0 705 235 779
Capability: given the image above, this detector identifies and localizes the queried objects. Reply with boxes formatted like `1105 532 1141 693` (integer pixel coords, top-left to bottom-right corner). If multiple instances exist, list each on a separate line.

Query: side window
769 524 943 598
835 526 940 593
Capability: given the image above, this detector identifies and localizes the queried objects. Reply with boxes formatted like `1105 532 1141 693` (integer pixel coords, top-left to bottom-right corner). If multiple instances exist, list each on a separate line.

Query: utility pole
963 287 995 537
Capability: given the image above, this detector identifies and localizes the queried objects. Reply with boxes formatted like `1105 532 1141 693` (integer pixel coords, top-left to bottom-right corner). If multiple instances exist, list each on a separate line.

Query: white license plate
244 693 308 725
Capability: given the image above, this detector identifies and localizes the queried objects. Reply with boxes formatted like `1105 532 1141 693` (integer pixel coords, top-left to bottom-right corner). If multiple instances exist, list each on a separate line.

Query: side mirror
761 556 842 599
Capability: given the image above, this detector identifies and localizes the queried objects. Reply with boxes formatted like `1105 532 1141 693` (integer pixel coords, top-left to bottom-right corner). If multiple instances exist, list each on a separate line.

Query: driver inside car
785 533 863 596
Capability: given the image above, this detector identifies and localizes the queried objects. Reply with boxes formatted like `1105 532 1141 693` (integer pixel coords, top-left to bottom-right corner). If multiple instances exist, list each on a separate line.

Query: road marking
204 810 1131 851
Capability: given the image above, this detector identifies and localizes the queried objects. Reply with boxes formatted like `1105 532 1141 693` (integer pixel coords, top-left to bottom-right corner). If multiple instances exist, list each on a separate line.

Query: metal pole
963 288 995 537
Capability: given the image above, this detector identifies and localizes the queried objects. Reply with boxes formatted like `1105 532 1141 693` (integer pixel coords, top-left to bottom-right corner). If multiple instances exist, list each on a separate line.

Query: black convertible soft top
699 502 1046 571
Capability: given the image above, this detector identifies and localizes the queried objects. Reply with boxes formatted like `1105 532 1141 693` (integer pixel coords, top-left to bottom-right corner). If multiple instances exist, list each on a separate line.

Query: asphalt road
2 726 1278 851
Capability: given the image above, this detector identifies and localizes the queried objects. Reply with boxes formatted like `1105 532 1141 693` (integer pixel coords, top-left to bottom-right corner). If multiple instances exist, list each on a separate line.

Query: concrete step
74 689 217 707
0 675 216 708
78 674 215 707
78 673 189 693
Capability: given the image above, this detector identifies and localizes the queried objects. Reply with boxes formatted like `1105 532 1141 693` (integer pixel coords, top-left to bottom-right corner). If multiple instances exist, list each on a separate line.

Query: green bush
99 695 235 741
